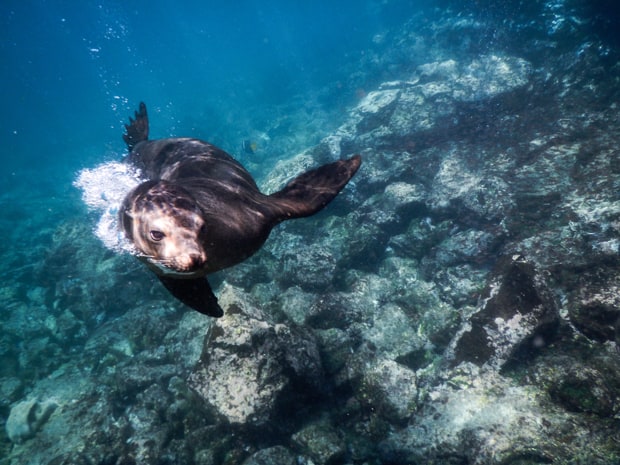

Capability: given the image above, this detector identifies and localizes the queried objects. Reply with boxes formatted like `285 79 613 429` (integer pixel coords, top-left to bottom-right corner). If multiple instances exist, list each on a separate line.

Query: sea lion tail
123 102 149 151
269 154 361 220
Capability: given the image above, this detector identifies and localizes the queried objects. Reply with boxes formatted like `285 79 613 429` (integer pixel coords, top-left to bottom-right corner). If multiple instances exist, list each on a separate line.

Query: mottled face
120 181 207 275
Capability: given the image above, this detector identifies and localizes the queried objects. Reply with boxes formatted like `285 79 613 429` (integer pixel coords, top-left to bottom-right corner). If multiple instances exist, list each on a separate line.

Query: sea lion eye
149 230 165 241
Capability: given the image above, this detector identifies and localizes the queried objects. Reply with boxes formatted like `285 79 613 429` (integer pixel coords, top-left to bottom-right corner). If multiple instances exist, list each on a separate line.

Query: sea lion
119 102 361 317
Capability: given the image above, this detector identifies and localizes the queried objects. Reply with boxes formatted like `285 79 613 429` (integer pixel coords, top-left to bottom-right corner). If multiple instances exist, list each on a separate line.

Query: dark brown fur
120 102 361 317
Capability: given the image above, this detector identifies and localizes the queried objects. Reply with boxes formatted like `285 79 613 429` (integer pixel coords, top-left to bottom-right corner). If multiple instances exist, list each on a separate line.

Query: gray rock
267 230 336 292
330 211 391 272
5 398 57 444
278 245 337 292
354 88 401 134
355 302 423 363
434 229 498 266
449 254 559 370
163 310 213 370
314 328 357 376
383 182 426 213
259 152 321 195
331 55 531 152
291 419 345 465
126 399 169 463
241 445 297 465
275 285 319 326
377 258 458 352
567 268 620 343
355 358 418 423
305 292 362 331
189 285 324 427
189 321 286 424
379 365 618 465
388 217 451 261
431 264 489 309
530 354 620 417
429 152 514 222
113 362 179 399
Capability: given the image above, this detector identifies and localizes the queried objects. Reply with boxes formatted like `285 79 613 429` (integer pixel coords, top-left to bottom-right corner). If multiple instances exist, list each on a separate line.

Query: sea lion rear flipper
157 276 224 318
123 102 149 151
269 154 362 219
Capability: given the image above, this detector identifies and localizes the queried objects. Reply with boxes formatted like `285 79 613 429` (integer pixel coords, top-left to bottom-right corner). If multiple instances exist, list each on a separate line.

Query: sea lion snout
169 250 207 272
188 252 206 268
121 180 209 275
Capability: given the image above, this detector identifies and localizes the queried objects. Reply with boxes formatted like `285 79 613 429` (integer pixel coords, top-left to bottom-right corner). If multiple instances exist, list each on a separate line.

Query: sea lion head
120 180 207 276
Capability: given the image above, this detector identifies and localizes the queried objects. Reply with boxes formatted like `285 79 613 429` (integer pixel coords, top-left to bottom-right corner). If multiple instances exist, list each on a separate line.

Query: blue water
1 1 425 177
1 0 428 276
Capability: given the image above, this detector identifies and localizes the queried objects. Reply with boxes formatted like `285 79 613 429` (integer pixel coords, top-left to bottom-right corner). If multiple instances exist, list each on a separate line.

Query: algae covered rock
188 285 324 427
566 267 620 343
449 254 559 370
241 445 297 465
529 353 620 418
355 358 418 423
5 398 57 444
291 419 346 465
333 54 531 152
379 365 620 465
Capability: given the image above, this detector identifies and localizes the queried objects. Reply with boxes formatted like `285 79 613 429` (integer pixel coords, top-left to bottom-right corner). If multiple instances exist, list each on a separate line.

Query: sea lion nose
189 253 206 268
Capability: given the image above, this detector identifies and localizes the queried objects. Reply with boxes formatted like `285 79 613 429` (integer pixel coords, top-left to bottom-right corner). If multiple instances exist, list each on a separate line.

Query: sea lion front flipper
269 154 362 219
123 102 149 151
157 276 224 318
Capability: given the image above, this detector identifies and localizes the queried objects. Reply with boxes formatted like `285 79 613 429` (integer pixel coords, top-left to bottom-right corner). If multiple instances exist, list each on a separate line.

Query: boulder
188 286 324 428
567 267 620 343
241 445 297 465
379 365 617 465
449 254 559 370
291 419 345 465
355 358 418 423
6 398 57 444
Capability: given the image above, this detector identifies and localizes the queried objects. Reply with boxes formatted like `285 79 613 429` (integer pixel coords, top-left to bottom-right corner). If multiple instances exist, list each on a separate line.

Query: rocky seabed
2 2 620 464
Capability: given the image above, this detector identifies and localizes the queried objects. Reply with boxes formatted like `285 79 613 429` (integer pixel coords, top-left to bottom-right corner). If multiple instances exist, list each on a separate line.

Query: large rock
566 267 620 343
241 445 297 465
188 285 324 428
530 353 620 417
429 151 514 223
326 54 531 156
379 365 620 465
449 254 559 370
3 367 133 464
291 419 346 465
354 357 418 423
5 398 57 444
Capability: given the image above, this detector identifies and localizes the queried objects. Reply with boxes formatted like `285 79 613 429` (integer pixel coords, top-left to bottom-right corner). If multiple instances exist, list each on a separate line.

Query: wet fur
120 102 361 316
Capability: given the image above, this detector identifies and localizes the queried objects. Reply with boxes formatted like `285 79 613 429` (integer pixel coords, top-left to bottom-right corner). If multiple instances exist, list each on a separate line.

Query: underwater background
2 0 620 464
